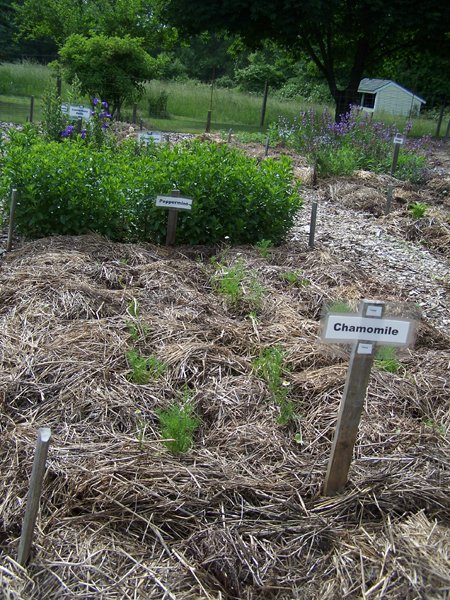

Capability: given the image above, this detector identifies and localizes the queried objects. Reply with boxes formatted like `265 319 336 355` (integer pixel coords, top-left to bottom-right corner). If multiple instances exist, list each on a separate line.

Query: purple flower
92 98 99 106
60 124 75 138
101 100 109 109
80 129 87 139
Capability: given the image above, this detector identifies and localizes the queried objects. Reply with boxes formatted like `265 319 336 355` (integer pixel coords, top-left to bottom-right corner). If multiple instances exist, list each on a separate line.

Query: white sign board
139 131 163 144
321 313 414 346
393 133 404 145
155 195 193 211
61 104 92 120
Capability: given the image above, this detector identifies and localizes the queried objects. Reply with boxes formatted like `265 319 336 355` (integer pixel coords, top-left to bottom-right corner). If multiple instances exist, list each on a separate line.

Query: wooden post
227 128 233 143
259 80 269 130
264 136 270 157
17 428 52 566
205 110 212 133
6 189 18 252
445 120 450 142
309 198 318 249
390 142 401 176
385 185 394 215
323 301 385 496
132 104 137 124
166 190 180 246
435 105 445 138
29 96 35 123
56 76 62 98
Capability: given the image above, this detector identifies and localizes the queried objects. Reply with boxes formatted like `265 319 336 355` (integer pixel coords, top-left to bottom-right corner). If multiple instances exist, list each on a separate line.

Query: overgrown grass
0 61 445 140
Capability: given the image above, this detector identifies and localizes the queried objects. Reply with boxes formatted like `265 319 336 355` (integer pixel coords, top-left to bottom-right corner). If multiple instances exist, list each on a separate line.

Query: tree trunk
333 87 360 122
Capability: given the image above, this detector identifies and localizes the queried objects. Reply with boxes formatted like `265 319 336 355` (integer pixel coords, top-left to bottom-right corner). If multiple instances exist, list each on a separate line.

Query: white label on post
139 131 162 144
357 342 374 354
155 195 193 211
365 305 383 317
394 134 404 144
322 314 413 346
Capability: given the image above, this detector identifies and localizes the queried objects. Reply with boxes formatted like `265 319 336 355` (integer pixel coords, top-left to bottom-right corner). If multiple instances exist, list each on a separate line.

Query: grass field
0 61 447 137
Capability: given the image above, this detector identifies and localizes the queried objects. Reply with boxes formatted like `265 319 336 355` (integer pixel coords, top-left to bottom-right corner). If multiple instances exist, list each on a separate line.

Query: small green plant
127 321 150 341
126 350 166 384
252 347 297 425
409 201 428 220
211 258 266 311
280 270 310 287
256 238 272 258
375 346 401 374
127 298 140 318
327 300 352 313
158 396 199 454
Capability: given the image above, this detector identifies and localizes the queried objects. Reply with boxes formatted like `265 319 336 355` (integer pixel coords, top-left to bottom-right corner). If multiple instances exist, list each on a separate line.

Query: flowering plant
60 97 112 147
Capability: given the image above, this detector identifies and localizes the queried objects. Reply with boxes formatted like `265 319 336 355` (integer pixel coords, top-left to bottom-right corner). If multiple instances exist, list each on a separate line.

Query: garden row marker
6 188 18 252
390 134 404 176
385 185 394 215
138 131 163 144
309 199 318 249
227 129 233 143
61 104 92 120
320 300 416 496
17 427 52 566
155 190 193 246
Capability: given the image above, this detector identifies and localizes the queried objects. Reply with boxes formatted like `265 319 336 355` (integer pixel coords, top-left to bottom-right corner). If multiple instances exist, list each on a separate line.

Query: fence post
435 105 445 138
259 80 269 130
29 96 35 123
132 104 137 124
56 76 62 98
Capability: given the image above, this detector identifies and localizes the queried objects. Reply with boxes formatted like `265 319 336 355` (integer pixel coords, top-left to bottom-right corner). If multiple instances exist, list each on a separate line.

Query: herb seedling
158 396 199 454
126 350 166 384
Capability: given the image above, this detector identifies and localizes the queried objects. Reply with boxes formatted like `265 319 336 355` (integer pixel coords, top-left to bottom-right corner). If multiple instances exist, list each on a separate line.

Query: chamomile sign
320 300 417 497
322 311 414 346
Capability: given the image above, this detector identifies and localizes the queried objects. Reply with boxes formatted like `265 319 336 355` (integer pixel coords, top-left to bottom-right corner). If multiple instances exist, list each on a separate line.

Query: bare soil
0 136 449 599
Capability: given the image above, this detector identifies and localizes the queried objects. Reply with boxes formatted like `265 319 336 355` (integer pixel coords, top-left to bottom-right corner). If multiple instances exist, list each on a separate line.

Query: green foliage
126 350 166 384
375 346 401 374
158 395 199 454
327 301 352 314
255 239 272 258
409 202 428 220
211 257 265 311
41 85 69 141
279 271 310 287
252 346 296 425
148 90 169 118
59 34 159 116
0 135 301 245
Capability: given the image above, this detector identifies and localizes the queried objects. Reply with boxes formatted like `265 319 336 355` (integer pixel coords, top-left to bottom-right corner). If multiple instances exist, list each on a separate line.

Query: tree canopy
159 0 450 118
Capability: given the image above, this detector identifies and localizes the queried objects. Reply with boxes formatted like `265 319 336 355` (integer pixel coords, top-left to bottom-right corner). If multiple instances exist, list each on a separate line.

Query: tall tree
158 0 450 119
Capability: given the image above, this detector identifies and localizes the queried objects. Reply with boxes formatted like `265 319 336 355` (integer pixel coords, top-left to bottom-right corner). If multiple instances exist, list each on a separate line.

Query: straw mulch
0 234 449 599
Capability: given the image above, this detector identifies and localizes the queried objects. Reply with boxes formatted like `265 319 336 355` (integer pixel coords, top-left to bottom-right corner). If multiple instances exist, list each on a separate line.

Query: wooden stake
259 80 269 130
323 301 384 496
390 143 401 176
165 190 180 246
6 189 18 252
29 96 35 123
17 427 52 566
309 198 318 249
385 185 393 215
264 136 270 157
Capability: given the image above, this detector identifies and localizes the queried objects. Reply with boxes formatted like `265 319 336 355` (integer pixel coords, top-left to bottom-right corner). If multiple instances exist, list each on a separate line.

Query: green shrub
0 135 302 245
126 350 166 384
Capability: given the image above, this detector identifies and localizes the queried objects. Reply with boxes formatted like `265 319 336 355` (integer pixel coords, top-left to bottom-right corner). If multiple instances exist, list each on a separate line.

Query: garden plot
0 138 449 599
0 235 449 597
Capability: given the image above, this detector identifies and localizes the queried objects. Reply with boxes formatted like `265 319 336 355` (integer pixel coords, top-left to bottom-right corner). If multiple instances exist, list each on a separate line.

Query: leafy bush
0 133 302 245
58 34 159 117
274 106 431 181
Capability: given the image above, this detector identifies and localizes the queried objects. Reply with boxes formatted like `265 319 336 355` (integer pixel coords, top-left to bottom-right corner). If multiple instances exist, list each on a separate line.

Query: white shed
357 79 426 117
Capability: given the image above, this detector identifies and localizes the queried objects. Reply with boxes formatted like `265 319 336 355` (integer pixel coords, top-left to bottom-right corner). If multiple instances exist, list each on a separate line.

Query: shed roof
358 78 425 103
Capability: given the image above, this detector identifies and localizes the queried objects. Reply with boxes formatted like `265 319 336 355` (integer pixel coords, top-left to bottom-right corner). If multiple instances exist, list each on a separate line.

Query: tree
158 0 450 119
13 0 176 51
58 34 159 116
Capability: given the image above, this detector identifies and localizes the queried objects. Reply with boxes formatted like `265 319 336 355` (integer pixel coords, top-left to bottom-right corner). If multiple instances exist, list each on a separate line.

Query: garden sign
320 299 417 496
155 191 193 246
